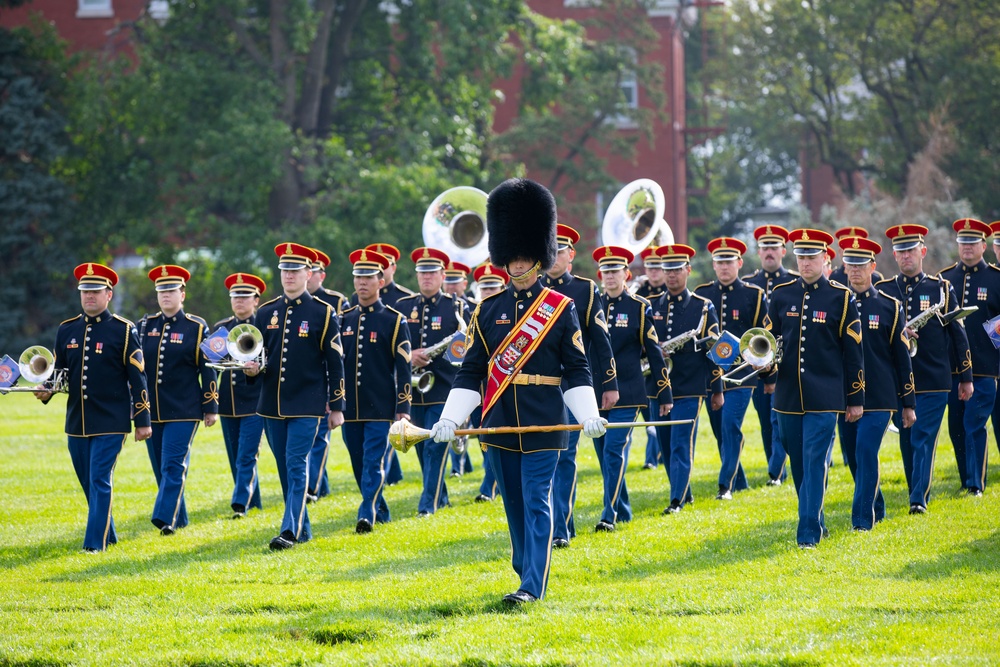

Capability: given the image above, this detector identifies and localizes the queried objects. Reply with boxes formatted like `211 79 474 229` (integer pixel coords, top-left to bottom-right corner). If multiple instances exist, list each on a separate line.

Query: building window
148 1 170 21
613 48 639 129
77 0 114 19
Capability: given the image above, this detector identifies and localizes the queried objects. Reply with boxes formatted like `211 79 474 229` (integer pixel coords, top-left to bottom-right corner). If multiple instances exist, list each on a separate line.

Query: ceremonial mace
389 418 696 453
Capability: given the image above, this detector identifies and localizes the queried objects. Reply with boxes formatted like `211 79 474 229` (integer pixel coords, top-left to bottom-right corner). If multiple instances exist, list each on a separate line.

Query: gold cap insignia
422 248 430 259
285 243 293 255
360 250 368 261
852 238 860 248
720 239 728 248
605 247 613 257
86 264 94 276
160 266 169 277
801 230 810 241
236 273 244 284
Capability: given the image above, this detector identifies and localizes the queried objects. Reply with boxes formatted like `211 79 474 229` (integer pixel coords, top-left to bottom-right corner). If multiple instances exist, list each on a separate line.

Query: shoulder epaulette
874 277 894 287
395 293 419 304
939 262 959 274
212 315 235 330
693 281 714 292
396 284 416 295
741 269 761 280
691 292 714 306
571 274 598 288
340 304 359 315
829 280 851 292
111 313 135 327
771 279 797 292
259 296 282 308
627 292 651 307
987 264 1000 273
787 269 801 276
745 282 765 293
185 313 209 327
877 289 902 306
59 314 83 326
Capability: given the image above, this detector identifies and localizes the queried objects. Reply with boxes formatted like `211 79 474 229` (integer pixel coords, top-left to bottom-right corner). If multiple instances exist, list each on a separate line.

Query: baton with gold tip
389 418 696 453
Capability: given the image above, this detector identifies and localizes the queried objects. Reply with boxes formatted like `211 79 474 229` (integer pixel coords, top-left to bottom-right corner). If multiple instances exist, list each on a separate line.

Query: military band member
939 218 1000 496
341 249 411 533
990 220 1000 458
651 244 723 513
763 229 864 548
396 247 468 516
469 263 510 502
541 223 618 547
305 248 347 503
878 225 972 513
592 246 672 531
444 259 476 476
838 237 915 530
695 237 767 500
35 263 151 552
829 227 884 287
430 177 605 604
361 242 412 485
635 245 665 469
743 224 793 484
141 265 218 535
245 243 346 550
213 273 267 519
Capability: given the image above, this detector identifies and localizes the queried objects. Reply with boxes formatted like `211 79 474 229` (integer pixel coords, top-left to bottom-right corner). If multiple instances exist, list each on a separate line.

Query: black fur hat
487 178 558 271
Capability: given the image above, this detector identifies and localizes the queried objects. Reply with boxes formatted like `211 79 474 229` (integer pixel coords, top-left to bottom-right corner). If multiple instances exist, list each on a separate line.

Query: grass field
2 392 998 666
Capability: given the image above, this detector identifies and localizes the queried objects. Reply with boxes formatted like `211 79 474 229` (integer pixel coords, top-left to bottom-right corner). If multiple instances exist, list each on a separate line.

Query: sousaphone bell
422 186 490 267
601 179 673 256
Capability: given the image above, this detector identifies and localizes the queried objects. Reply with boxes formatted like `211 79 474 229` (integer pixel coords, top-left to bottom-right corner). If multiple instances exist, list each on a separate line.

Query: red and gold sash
482 288 570 416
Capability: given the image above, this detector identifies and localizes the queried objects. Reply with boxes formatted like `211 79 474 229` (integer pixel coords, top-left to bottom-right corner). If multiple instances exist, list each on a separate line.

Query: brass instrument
640 307 712 376
903 287 946 358
411 319 468 394
0 346 68 394
206 324 266 372
721 328 782 386
422 186 490 267
601 180 673 256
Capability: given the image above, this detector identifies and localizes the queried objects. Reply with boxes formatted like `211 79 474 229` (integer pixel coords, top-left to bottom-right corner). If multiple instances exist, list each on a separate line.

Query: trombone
720 328 782 386
206 324 267 373
0 346 68 395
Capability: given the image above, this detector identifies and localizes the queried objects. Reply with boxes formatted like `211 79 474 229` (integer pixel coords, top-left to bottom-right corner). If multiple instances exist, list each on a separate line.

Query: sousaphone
422 186 490 267
601 179 673 255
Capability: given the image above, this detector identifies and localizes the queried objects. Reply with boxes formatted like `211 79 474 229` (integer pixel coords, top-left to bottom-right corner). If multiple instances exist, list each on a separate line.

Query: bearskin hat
487 178 558 271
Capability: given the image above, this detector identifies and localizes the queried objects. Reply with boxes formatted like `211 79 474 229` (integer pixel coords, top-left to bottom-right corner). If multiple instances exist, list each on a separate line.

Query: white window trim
77 0 114 19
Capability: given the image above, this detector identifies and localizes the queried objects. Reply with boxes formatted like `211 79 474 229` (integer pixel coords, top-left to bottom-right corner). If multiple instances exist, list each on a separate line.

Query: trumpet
206 324 267 372
903 289 946 358
411 320 468 394
0 345 68 394
721 328 782 386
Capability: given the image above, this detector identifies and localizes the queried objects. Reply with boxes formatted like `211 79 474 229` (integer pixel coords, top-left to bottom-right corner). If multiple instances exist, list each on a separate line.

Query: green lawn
1 392 998 666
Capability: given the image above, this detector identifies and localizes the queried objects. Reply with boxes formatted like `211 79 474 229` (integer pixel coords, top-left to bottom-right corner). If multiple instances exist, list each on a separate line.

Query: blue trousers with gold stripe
412 405 450 513
343 421 392 524
839 410 890 530
948 376 997 492
552 407 579 541
896 391 948 508
307 416 332 498
265 416 321 542
220 414 263 511
593 407 639 524
148 421 199 530
487 445 560 599
776 412 836 545
657 397 701 505
717 387 753 493
68 434 126 551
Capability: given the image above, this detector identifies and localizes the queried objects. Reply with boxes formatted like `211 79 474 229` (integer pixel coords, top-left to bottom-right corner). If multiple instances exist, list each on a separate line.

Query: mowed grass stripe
1 392 998 666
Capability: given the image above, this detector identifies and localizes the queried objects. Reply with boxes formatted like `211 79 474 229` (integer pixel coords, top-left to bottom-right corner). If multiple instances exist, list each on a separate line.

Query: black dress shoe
552 538 570 549
305 493 319 504
355 518 373 534
269 531 297 550
416 510 431 518
766 477 782 487
716 487 732 501
663 499 682 514
851 526 870 532
231 511 246 520
642 463 655 470
798 542 817 550
502 590 538 605
594 520 615 533
82 547 101 554
160 526 175 536
967 487 983 497
909 503 927 515
822 527 830 538
474 493 492 503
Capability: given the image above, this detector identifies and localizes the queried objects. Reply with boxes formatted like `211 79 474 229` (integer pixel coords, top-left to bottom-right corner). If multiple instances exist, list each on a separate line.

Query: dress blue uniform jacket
744 267 797 298
140 310 218 421
397 291 468 406
765 276 865 413
341 300 412 420
635 281 665 301
694 278 767 388
852 287 915 411
254 291 346 417
938 260 1000 377
650 289 723 398
51 310 150 435
603 292 672 408
453 282 592 452
313 287 348 315
212 315 262 417
876 273 973 391
541 272 617 398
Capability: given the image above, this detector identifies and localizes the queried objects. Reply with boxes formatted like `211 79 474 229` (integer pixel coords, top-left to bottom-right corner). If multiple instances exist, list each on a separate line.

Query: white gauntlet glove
430 419 458 443
563 386 607 438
